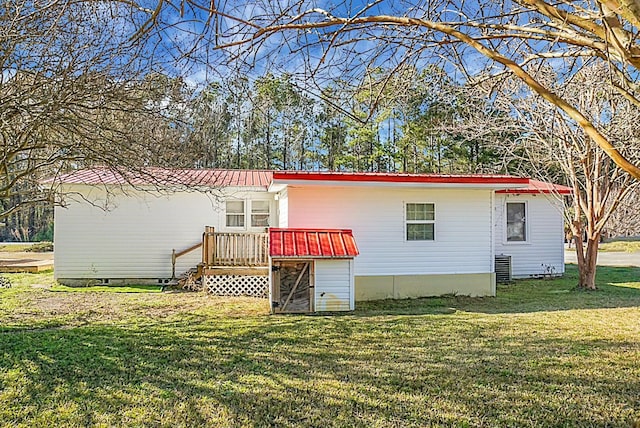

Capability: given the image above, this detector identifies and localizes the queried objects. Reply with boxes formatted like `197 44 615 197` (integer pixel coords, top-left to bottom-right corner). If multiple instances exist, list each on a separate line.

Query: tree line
157 67 511 174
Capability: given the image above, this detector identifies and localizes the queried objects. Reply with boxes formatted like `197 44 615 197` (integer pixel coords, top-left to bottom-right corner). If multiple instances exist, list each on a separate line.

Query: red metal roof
269 228 359 258
497 179 572 195
272 170 529 185
51 168 567 194
52 168 273 188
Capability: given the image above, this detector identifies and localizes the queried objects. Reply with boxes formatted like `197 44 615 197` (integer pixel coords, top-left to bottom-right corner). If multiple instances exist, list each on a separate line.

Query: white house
494 180 570 278
52 168 570 309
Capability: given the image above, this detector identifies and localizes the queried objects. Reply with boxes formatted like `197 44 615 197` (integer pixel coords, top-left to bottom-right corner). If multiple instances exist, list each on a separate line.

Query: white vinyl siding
54 185 273 280
495 194 565 278
55 180 565 285
315 259 354 311
286 186 493 276
277 189 288 228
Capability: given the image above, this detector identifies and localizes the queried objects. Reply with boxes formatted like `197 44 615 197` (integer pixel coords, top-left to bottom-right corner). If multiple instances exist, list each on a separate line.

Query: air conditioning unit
495 255 512 283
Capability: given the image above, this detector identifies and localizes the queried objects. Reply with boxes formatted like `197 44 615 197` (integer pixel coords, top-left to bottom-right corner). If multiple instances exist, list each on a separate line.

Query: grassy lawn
0 242 53 253
599 239 640 253
1 266 639 427
0 244 34 252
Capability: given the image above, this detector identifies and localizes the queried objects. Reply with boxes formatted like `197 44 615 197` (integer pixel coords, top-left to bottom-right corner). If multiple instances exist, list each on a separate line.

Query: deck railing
213 231 269 266
171 242 202 279
173 227 269 277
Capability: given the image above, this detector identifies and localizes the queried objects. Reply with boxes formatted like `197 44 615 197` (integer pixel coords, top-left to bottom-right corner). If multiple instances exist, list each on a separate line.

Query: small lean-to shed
269 228 359 313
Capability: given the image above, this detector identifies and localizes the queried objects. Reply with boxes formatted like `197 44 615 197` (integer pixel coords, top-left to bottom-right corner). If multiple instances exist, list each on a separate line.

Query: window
251 200 270 227
506 202 526 242
225 200 245 227
406 203 435 241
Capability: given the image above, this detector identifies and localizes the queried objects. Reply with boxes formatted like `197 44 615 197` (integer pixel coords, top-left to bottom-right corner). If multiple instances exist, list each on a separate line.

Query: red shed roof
497 179 572 195
52 167 273 188
269 228 359 258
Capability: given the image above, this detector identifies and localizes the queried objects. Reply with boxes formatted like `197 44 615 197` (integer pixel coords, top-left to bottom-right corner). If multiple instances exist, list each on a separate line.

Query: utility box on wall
495 255 512 283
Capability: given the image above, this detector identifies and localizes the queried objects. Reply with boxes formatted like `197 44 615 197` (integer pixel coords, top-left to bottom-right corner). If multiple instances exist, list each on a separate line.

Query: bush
32 222 54 242
26 242 53 252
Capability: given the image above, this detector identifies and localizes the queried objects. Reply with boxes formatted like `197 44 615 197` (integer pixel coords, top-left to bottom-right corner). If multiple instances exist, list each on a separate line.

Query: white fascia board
269 179 527 190
268 182 288 193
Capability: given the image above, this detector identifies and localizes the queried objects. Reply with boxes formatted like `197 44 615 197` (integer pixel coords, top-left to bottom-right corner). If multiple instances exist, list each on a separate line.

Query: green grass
1 265 639 427
0 244 35 252
0 242 53 252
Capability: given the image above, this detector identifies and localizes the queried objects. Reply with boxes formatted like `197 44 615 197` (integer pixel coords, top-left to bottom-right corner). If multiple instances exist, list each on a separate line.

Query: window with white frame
506 202 527 242
406 203 435 241
225 200 245 228
251 200 270 227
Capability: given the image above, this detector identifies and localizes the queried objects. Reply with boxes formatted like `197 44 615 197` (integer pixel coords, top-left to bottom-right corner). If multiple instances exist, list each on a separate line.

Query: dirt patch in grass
30 283 52 289
2 292 119 327
50 284 163 293
1 284 268 329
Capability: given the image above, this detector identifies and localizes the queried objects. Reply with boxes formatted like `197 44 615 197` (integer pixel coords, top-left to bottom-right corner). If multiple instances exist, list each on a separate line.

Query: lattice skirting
203 275 269 298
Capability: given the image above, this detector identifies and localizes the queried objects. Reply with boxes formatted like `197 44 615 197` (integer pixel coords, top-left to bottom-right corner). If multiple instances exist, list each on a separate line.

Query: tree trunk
574 235 599 290
266 121 272 169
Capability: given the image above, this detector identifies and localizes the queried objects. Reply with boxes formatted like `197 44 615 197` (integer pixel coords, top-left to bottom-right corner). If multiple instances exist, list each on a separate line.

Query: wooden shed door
272 261 313 313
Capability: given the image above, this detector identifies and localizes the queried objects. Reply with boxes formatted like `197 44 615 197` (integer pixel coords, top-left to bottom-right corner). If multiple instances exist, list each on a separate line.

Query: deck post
201 230 207 266
204 226 216 266
171 249 176 279
210 226 216 266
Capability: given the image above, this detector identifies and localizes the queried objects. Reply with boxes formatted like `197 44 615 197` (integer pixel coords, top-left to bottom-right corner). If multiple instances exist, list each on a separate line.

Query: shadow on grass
355 265 640 316
1 314 638 427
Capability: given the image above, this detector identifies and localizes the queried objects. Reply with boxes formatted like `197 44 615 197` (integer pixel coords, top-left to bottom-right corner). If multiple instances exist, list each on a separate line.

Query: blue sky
3 0 581 92
137 0 586 102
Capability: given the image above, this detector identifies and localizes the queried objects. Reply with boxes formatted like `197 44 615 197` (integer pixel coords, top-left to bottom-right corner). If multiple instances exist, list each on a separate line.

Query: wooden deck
171 228 270 294
172 228 269 278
